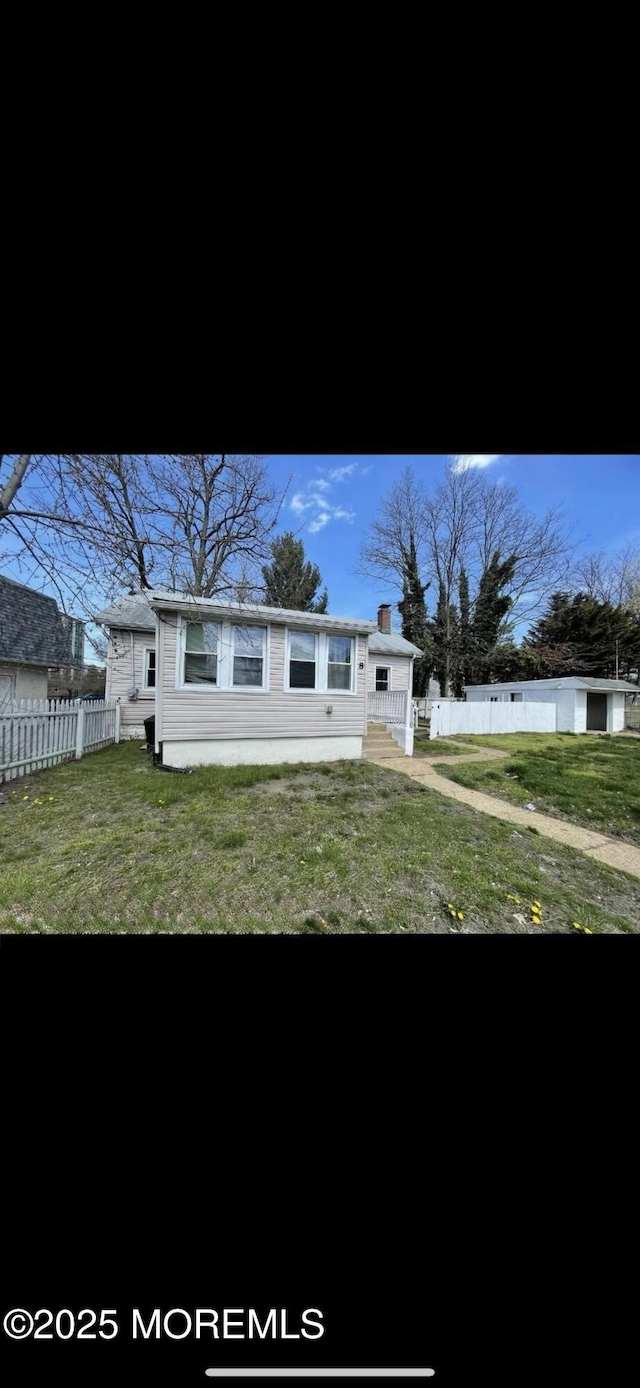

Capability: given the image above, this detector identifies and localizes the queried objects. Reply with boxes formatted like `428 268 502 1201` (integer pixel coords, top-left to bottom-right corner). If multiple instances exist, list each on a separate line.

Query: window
233 624 266 687
375 666 390 692
510 691 523 703
289 631 317 689
184 621 220 684
143 647 156 690
327 635 353 691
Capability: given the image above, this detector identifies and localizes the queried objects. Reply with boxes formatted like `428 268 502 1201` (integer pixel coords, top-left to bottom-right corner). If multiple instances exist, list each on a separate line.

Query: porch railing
367 690 410 726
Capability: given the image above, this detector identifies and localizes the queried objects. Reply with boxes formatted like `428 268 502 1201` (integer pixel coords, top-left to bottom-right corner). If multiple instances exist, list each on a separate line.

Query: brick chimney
377 603 392 633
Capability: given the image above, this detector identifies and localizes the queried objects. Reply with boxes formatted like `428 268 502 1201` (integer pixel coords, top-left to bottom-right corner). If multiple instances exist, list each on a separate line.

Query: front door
586 692 607 731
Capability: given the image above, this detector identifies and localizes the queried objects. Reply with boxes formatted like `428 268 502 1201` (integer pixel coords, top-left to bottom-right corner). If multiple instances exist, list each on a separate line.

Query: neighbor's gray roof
93 594 156 630
368 631 423 658
0 574 83 667
465 677 638 693
95 590 379 635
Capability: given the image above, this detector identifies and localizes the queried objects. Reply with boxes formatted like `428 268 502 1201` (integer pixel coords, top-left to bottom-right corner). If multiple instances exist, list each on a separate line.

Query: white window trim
326 633 357 696
231 621 269 692
374 664 392 692
283 629 358 695
176 617 222 691
284 628 319 693
143 645 157 691
174 616 270 694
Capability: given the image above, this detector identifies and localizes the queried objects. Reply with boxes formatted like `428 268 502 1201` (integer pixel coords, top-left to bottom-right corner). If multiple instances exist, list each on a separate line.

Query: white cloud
289 463 359 534
290 491 313 513
308 512 331 534
328 463 357 482
450 454 504 473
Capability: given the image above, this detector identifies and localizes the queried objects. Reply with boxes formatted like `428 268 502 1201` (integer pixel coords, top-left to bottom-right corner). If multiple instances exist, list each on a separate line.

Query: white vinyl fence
0 698 120 784
430 700 557 740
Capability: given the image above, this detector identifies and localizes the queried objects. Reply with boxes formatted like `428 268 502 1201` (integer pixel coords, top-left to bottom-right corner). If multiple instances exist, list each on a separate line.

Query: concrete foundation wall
161 736 363 768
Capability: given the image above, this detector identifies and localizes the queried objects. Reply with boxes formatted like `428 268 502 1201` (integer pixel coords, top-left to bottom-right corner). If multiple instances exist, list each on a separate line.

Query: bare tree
359 462 575 630
0 454 290 629
572 542 640 610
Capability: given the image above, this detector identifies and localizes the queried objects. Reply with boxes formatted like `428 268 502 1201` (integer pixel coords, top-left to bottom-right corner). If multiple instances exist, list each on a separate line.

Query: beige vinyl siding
105 628 155 735
367 654 412 693
158 613 367 742
0 663 48 703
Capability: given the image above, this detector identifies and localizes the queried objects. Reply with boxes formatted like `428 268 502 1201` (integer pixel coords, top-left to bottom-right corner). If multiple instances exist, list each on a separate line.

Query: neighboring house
0 575 84 709
465 676 638 733
96 591 424 765
94 594 157 737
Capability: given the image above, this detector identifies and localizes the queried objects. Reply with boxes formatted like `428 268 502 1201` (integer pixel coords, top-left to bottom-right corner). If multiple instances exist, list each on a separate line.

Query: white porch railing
368 690 409 725
0 698 120 784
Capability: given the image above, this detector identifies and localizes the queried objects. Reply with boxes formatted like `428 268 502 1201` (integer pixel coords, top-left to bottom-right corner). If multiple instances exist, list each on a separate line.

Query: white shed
464 677 637 733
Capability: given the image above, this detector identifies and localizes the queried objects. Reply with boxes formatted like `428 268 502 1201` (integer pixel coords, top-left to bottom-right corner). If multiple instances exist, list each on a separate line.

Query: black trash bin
143 714 156 751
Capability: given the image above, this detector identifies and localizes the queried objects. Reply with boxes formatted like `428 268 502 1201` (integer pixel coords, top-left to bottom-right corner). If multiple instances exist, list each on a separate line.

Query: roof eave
147 595 378 633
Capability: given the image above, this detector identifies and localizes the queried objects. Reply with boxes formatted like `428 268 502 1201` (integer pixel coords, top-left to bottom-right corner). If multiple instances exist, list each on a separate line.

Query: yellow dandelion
572 922 582 930
532 915 542 925
584 928 593 934
48 796 55 801
532 901 542 910
457 912 464 921
22 795 29 801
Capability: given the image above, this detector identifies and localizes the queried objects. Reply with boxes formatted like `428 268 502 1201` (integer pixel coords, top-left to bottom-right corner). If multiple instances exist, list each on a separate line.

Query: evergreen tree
452 566 470 698
524 591 640 679
397 536 432 696
261 531 328 612
430 581 456 695
467 551 518 683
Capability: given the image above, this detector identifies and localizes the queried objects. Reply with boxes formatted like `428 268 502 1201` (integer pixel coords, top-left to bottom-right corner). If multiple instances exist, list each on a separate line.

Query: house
0 575 85 708
464 676 638 733
94 593 157 737
368 604 424 694
95 592 422 765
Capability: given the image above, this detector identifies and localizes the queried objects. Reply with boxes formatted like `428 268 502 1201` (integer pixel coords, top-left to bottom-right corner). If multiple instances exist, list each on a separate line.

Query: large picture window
289 631 317 689
233 625 266 687
184 621 220 684
327 635 353 691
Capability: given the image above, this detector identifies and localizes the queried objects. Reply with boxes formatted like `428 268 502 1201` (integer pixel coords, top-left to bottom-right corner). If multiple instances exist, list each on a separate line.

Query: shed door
586 692 607 731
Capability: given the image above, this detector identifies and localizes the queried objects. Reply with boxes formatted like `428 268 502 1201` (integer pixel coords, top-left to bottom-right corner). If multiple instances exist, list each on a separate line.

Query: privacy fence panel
430 700 557 740
0 699 120 783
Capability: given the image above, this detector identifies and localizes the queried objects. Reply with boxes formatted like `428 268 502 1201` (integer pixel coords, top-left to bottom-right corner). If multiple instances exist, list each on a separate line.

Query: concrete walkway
367 737 640 880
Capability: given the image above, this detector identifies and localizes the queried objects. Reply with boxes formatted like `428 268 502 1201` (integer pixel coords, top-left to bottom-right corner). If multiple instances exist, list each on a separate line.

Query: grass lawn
412 733 470 757
0 743 638 933
441 733 640 844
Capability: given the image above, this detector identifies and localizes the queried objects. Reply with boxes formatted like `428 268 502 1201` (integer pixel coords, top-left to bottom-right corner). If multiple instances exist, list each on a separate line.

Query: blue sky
268 454 640 622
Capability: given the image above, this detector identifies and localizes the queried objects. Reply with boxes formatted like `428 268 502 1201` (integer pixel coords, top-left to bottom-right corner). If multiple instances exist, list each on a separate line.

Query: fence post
114 702 121 744
75 705 85 759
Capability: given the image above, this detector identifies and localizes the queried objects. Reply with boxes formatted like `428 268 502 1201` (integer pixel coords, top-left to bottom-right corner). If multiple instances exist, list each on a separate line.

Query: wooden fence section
430 700 557 740
0 699 120 784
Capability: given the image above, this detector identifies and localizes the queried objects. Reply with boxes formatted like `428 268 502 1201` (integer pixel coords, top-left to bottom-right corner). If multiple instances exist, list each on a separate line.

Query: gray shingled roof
93 590 380 635
368 631 424 658
465 676 638 693
0 575 83 667
93 594 156 630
